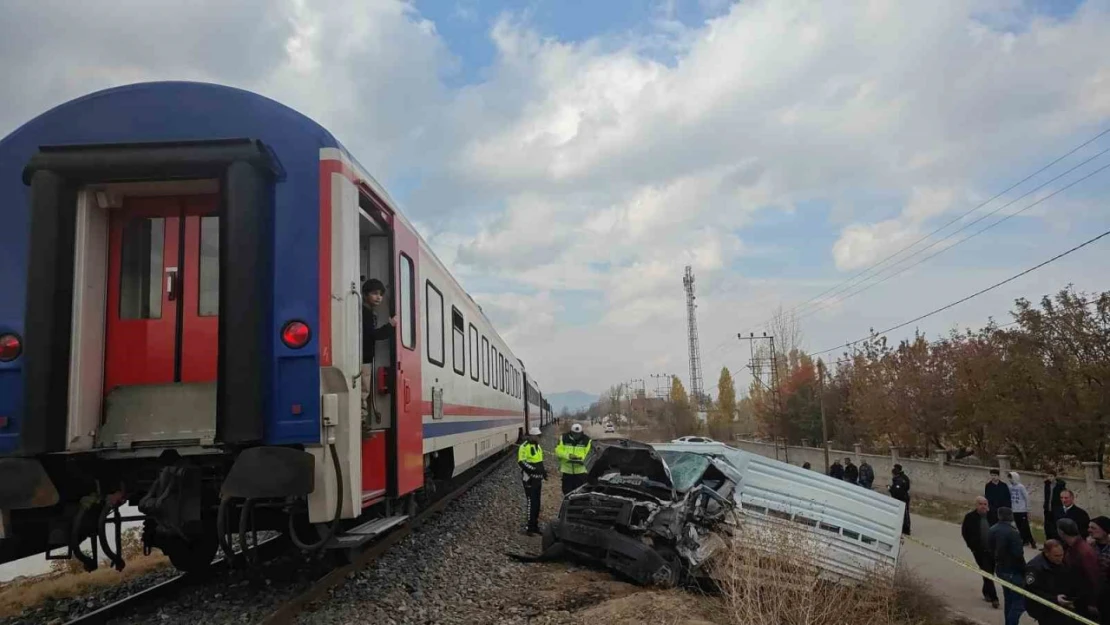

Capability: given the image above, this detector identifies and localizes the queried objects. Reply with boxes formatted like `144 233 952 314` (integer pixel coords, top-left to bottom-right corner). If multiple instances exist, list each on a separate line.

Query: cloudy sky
3 0 1109 397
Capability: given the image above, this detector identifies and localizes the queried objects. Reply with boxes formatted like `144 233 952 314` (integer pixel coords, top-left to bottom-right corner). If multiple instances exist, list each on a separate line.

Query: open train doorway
66 181 222 451
357 203 395 504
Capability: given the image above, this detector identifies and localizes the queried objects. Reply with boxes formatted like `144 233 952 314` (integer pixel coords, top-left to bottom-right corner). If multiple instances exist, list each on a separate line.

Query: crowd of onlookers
961 470 1108 625
803 456 912 532
803 455 1110 624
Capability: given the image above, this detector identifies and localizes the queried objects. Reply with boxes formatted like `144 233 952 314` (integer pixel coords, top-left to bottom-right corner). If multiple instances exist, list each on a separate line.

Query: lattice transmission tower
682 266 706 412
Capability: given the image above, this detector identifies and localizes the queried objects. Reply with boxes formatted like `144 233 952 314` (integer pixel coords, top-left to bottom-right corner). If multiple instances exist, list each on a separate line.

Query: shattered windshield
657 451 711 492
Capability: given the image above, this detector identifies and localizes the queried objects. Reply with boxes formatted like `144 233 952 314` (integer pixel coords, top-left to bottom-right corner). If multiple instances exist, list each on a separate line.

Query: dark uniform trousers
561 473 586 495
523 480 542 532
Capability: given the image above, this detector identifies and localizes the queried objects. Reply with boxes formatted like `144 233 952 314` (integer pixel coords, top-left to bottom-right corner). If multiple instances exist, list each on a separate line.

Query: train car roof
0 81 508 356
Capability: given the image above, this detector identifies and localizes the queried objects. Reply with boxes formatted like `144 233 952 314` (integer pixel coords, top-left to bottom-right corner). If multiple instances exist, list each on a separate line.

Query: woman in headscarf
1008 471 1036 549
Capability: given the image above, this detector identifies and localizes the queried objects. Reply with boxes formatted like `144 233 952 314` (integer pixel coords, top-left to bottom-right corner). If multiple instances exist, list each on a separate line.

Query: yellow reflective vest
555 433 592 475
518 441 545 482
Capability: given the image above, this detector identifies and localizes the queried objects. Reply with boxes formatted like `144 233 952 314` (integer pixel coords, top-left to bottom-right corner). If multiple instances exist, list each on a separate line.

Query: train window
118 217 165 320
426 281 444 366
481 336 489 385
497 352 503 391
198 216 219 316
468 324 479 382
399 254 415 350
451 307 465 376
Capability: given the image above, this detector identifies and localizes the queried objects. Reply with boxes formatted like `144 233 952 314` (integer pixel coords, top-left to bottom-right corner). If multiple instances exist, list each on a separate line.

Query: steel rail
63 534 287 625
258 449 513 625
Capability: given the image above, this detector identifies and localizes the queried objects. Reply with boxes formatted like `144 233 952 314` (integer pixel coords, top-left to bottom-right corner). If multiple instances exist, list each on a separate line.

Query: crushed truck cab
544 439 903 587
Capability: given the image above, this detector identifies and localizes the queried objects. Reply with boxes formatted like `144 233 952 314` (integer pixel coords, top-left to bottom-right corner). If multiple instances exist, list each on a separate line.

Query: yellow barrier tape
903 534 1097 625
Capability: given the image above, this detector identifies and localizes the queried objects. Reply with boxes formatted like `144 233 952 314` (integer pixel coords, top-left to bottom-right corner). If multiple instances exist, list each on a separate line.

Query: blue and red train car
0 82 553 571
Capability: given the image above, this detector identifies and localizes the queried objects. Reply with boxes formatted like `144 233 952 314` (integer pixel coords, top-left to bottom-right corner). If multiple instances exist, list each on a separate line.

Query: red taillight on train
280 321 311 349
0 334 22 362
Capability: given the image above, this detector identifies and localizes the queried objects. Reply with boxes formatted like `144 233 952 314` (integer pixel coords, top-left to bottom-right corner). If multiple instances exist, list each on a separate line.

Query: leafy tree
710 367 737 440
737 285 1110 473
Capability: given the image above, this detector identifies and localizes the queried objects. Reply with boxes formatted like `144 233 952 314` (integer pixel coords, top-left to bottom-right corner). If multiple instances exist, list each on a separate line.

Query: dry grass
0 528 169 618
708 522 955 625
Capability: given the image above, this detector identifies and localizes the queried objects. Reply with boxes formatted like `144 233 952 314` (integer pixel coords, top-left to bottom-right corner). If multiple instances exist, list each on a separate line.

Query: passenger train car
0 82 553 572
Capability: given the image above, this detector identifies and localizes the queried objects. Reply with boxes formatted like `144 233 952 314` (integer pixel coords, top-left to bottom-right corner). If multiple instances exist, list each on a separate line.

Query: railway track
59 448 512 625
61 534 289 625
259 449 512 624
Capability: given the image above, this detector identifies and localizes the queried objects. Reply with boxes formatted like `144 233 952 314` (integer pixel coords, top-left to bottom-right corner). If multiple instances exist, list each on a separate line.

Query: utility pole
738 332 787 463
817 359 829 474
650 373 673 399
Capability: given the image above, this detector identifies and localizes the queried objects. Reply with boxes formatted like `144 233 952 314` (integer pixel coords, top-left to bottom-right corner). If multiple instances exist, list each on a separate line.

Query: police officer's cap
528 427 541 436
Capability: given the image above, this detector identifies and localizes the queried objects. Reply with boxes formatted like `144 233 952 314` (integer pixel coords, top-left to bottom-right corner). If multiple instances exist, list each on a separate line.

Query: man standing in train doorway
518 427 547 535
362 279 396 426
556 423 593 495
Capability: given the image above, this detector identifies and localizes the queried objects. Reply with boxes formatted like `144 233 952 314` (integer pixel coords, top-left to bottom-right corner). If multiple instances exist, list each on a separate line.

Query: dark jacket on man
843 461 859 484
963 509 999 603
962 509 992 555
858 462 874 488
985 480 1012 525
987 521 1026 576
828 461 844 480
1043 479 1067 540
889 472 910 502
1024 553 1076 624
1057 505 1090 540
362 308 393 363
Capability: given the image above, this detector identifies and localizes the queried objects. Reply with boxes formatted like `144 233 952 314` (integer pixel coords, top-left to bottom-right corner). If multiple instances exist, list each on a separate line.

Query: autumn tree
663 376 699 438
709 367 736 440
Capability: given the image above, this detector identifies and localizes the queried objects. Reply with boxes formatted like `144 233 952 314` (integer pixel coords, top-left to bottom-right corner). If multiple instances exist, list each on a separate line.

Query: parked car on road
671 436 716 444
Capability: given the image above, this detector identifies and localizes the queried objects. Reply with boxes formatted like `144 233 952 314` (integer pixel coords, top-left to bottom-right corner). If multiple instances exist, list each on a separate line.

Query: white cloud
3 0 1110 395
432 0 1110 392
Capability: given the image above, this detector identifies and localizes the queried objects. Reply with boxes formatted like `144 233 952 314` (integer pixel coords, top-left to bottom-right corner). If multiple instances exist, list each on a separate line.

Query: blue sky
418 0 731 86
1 0 1109 395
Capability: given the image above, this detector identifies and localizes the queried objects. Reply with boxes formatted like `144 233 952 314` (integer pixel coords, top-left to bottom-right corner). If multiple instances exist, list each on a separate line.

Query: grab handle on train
165 268 179 302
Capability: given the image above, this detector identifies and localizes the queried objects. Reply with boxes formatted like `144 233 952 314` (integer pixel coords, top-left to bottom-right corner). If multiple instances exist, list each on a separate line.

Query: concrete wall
733 440 1109 520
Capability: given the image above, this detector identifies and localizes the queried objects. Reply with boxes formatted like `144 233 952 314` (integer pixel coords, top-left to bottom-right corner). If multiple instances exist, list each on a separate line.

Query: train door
392 222 424 496
357 207 393 504
100 194 219 448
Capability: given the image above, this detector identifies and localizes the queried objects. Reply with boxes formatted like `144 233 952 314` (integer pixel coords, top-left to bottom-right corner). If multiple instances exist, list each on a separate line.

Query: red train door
104 194 219 392
393 223 424 496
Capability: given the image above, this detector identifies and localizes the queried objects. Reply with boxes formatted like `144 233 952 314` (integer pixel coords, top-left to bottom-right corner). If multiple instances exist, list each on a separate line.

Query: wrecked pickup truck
541 439 903 587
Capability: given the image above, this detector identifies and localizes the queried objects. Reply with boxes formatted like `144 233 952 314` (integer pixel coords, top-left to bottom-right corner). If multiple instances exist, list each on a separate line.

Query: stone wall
733 440 1109 520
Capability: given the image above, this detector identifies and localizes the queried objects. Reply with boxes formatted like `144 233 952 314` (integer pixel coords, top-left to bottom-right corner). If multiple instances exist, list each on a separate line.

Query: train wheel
164 531 219 574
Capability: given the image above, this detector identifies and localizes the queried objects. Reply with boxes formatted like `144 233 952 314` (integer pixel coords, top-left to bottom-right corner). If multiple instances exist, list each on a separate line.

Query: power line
752 126 1110 329
795 159 1110 322
813 224 1110 356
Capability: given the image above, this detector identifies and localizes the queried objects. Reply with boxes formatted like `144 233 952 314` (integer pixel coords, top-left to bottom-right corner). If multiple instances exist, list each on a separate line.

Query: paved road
900 513 1040 625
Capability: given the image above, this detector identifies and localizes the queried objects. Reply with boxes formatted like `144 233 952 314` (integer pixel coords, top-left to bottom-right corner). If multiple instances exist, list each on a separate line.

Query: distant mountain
546 390 597 414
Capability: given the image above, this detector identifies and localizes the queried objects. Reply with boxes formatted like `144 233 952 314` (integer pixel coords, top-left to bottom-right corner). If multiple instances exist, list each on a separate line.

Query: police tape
902 534 1097 625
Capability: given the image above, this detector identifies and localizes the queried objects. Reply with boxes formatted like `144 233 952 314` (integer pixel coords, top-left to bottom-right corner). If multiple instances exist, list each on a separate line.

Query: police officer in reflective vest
518 427 547 535
556 423 592 495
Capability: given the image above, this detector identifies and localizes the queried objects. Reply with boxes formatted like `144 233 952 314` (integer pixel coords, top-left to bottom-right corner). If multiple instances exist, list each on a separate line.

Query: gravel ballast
0 428 562 625
296 428 566 625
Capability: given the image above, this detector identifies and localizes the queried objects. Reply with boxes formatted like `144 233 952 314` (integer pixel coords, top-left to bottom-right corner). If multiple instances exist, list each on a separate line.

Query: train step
326 515 409 550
